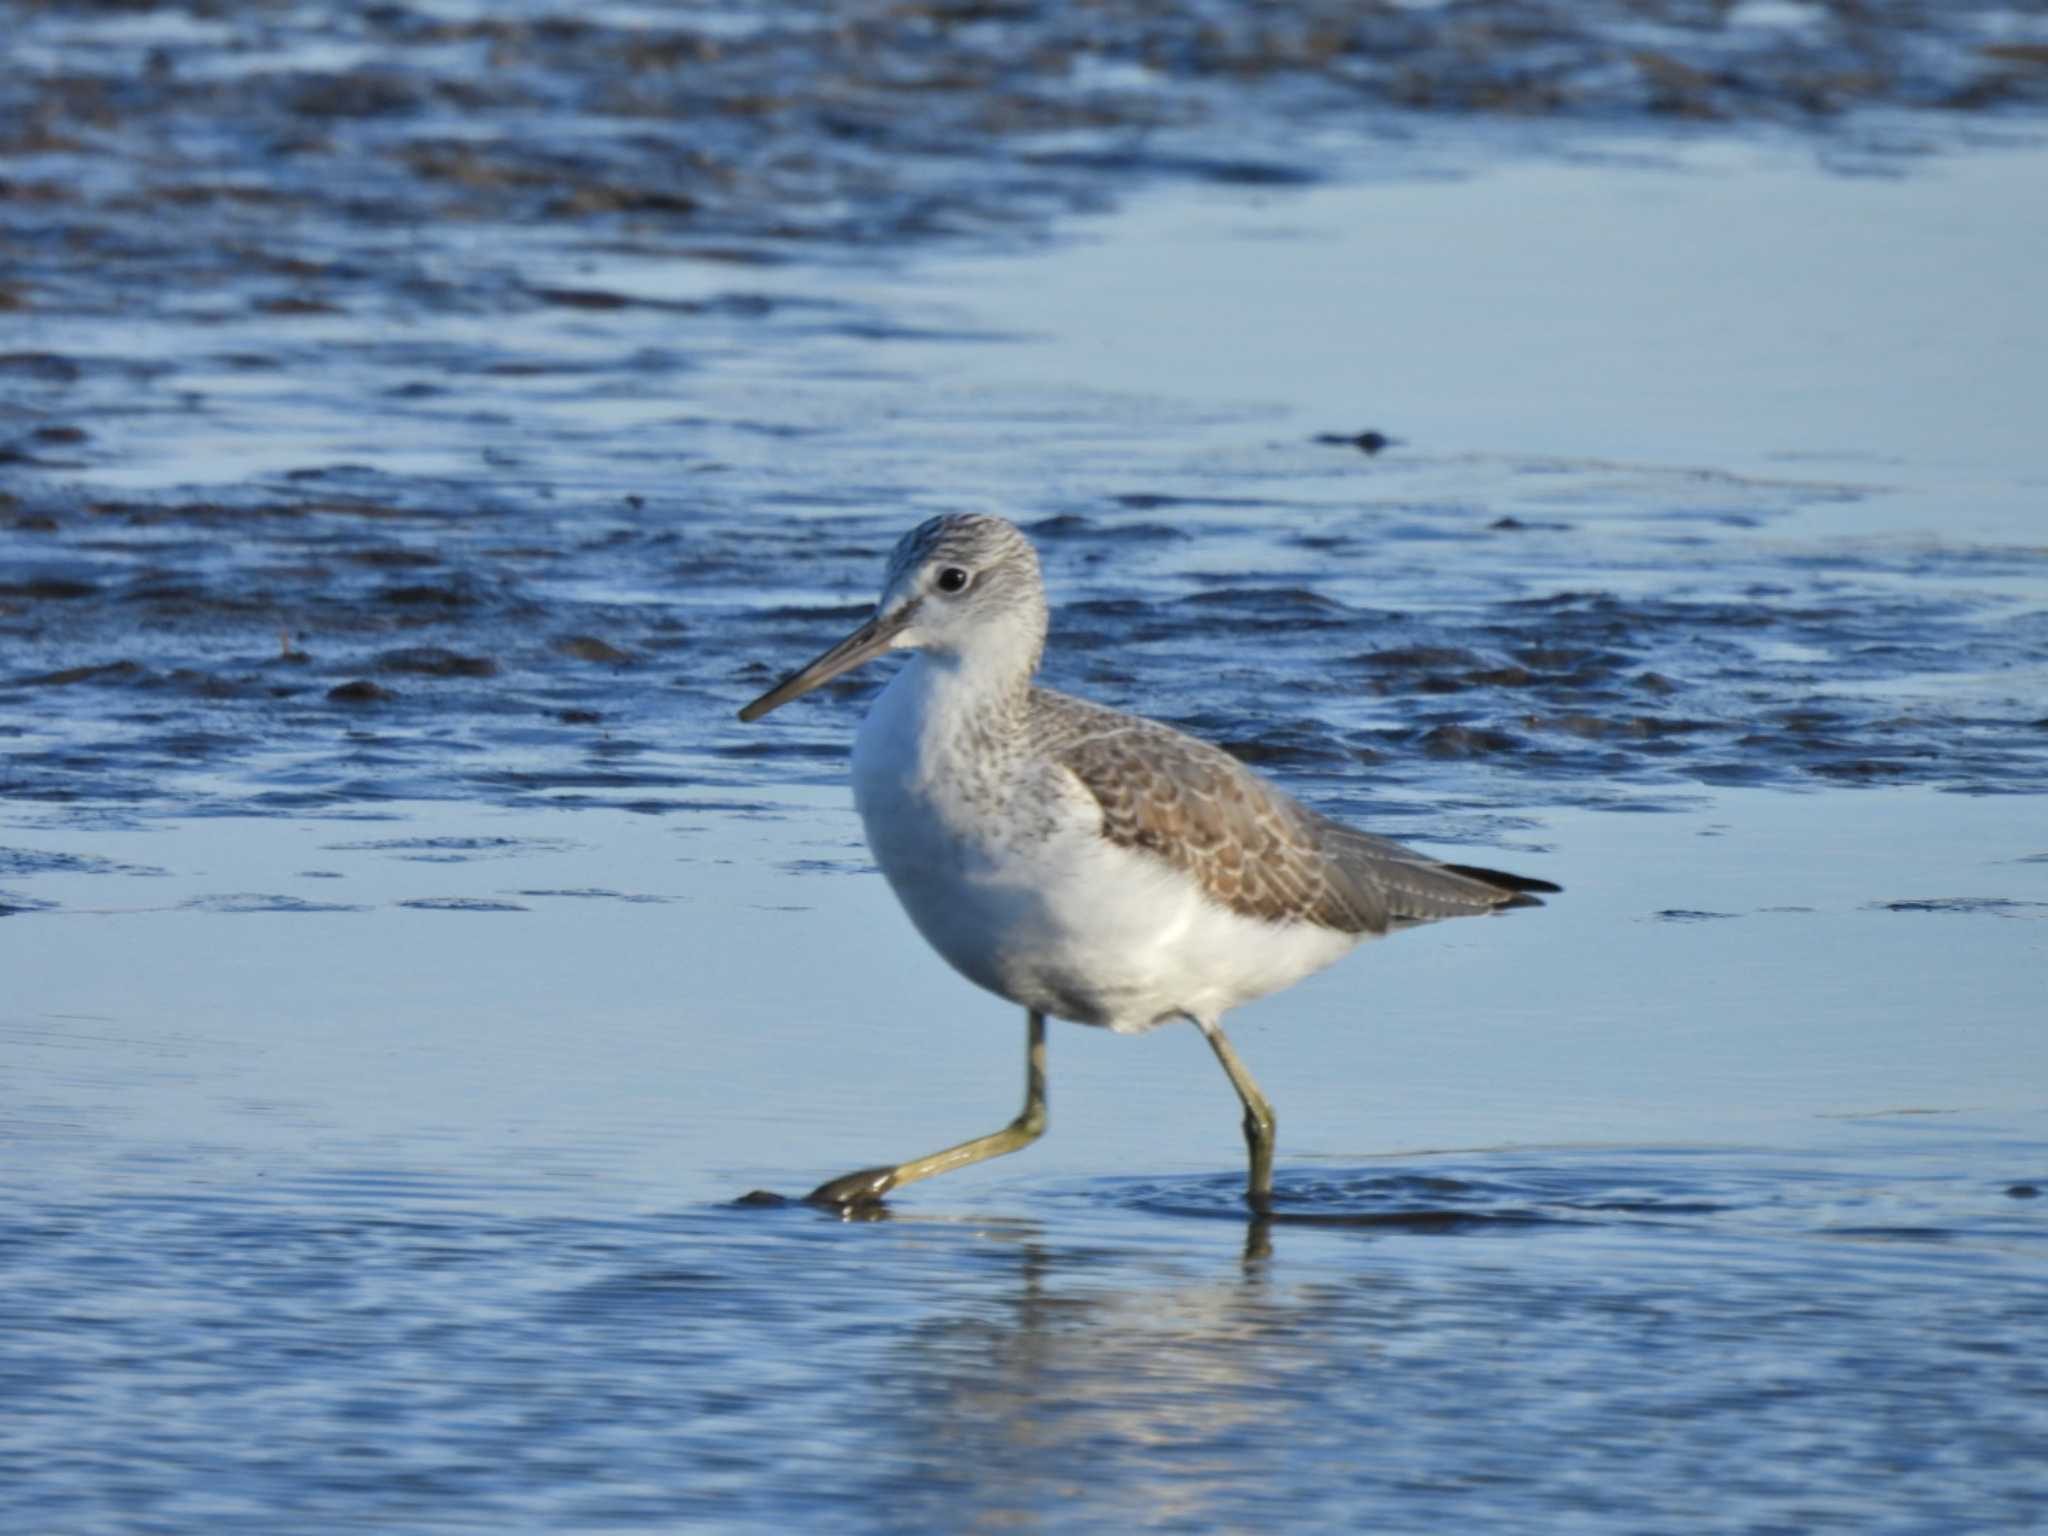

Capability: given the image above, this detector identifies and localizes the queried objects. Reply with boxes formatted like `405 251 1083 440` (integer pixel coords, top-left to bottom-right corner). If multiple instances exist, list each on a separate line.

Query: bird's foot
806 1166 899 1210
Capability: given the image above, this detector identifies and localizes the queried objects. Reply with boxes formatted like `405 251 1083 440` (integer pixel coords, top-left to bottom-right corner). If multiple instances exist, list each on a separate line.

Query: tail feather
1440 862 1562 908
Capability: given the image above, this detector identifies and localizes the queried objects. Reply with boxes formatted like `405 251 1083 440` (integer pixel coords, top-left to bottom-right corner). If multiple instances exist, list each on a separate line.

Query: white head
739 514 1048 721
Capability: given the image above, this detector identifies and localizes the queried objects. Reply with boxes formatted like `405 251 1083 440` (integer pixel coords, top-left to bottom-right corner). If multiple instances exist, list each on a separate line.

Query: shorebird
739 514 1558 1213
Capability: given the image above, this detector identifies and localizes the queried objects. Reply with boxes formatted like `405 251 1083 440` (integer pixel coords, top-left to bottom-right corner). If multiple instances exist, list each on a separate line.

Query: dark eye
935 566 972 594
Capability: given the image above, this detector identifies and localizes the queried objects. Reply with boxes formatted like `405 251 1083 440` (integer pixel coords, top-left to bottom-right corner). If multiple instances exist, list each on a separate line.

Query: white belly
851 663 1361 1032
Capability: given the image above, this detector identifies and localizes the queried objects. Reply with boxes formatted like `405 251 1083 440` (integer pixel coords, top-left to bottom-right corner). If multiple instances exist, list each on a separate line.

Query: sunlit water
6 5 2048 1530
7 785 2045 1531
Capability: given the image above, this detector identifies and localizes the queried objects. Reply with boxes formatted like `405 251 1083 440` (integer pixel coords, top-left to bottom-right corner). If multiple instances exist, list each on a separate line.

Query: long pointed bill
737 604 914 722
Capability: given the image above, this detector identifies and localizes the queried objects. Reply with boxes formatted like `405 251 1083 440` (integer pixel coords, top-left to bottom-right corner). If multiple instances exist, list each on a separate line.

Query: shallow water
6 1147 2046 1533
6 787 2046 1531
7 2 2048 1531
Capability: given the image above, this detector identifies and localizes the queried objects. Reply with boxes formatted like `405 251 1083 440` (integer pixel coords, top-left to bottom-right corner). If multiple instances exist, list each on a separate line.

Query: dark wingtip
1441 863 1562 907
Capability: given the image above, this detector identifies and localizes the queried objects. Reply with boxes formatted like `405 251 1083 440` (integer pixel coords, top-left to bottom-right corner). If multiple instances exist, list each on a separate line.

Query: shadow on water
739 1170 1578 1241
1111 1167 1676 1233
742 1139 2048 1251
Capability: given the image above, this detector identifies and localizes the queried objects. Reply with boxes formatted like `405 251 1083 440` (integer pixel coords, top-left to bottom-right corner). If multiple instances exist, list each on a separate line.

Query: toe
806 1166 898 1208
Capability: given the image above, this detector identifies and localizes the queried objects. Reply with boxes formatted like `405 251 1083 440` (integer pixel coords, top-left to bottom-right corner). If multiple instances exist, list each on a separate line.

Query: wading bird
740 514 1557 1213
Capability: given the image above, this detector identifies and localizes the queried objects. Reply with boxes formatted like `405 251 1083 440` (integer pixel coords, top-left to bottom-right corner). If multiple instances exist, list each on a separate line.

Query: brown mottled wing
1030 688 1551 935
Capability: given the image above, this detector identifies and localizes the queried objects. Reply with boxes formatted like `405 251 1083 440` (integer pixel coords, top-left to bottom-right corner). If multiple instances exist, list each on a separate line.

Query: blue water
6 788 2045 1531
6 1145 2044 1533
6 3 2048 1530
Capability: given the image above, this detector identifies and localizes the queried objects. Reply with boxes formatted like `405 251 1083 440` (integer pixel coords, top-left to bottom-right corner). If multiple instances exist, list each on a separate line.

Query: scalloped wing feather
1030 688 1546 934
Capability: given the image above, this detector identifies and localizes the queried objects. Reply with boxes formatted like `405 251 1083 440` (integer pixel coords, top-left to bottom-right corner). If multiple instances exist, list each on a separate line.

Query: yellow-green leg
808 1010 1049 1209
1197 1016 1276 1216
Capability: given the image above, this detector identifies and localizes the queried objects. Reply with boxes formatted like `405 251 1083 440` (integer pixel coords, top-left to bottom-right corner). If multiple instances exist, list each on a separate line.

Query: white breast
852 657 1364 1033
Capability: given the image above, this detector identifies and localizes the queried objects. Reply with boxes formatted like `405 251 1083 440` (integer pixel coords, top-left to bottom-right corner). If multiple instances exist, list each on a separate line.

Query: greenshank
740 513 1558 1213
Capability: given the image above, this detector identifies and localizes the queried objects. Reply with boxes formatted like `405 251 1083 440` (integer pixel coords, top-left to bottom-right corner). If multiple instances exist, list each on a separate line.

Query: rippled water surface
6 2 2048 1531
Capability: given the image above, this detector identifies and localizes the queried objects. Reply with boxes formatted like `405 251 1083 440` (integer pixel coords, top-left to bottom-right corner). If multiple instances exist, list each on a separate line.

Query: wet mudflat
5 3 2048 1532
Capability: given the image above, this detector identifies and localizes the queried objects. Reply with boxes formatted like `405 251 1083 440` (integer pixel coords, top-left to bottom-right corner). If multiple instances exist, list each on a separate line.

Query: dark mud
7 1 2047 293
4 475 2046 823
6 2 2048 827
